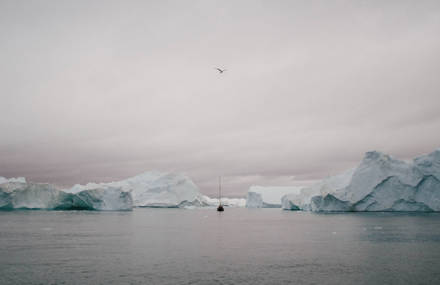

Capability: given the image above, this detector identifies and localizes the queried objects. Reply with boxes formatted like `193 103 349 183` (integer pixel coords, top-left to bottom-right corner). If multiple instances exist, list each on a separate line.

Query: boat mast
218 176 222 205
216 176 224 211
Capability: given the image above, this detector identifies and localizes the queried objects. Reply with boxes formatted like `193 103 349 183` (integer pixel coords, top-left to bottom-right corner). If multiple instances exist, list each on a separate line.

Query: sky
1 0 440 196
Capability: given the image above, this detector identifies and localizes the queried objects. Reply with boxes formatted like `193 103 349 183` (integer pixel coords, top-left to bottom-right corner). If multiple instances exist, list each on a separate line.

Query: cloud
1 0 440 196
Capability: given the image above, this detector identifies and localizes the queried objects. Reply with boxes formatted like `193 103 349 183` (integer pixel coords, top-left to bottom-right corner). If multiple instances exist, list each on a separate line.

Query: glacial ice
201 195 246 207
66 171 206 208
281 194 301 210
246 186 303 208
0 176 26 184
0 172 246 210
0 182 132 211
4 148 439 212
281 168 355 211
282 148 440 212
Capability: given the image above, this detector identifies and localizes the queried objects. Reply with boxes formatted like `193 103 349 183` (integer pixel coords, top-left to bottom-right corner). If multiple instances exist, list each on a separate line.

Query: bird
215 67 226 74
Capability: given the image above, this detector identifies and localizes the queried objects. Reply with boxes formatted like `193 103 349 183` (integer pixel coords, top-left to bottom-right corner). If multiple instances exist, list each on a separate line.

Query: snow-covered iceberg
0 182 132 211
246 186 303 208
282 148 440 212
67 172 206 208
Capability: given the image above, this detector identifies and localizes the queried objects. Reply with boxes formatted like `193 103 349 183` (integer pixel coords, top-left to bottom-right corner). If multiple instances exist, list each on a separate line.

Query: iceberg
201 195 246 207
281 168 355 211
0 181 132 211
67 171 206 208
0 176 26 184
281 194 302 210
282 148 440 212
0 172 239 210
246 186 303 208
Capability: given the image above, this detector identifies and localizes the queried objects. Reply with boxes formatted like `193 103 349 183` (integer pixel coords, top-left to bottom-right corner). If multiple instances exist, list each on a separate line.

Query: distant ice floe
201 195 246 208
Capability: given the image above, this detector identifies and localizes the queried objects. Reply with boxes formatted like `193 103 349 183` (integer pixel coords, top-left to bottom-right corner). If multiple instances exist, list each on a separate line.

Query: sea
1 208 440 285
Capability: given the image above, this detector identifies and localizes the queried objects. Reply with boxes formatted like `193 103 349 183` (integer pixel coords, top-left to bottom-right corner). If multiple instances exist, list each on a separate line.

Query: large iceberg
281 168 355 211
0 172 243 210
282 148 440 212
0 182 132 211
67 172 206 208
246 186 303 208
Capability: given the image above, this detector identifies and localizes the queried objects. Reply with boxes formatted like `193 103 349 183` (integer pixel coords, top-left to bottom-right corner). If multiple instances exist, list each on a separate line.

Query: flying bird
215 67 226 74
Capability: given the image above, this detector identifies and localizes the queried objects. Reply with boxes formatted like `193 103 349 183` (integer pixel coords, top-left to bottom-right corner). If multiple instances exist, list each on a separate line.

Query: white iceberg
246 186 303 208
0 176 26 184
1 172 238 210
281 168 355 211
281 194 302 210
282 148 440 212
201 195 246 207
67 171 206 208
0 181 132 211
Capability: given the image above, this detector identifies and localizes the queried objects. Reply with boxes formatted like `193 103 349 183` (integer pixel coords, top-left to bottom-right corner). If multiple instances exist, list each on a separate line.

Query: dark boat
217 176 224 212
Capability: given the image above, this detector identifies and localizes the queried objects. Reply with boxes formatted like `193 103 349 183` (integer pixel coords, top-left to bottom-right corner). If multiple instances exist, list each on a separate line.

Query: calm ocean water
1 208 440 285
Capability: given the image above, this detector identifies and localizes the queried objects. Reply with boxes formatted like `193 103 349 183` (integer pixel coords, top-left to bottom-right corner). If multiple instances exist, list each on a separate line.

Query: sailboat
217 176 224 212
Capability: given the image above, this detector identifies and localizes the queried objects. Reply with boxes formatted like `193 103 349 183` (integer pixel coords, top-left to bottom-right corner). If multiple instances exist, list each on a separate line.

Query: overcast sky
1 0 439 196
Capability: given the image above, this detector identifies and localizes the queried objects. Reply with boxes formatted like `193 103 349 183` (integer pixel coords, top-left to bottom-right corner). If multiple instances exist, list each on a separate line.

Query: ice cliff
246 186 303 208
0 181 132 211
282 148 440 212
66 172 206 208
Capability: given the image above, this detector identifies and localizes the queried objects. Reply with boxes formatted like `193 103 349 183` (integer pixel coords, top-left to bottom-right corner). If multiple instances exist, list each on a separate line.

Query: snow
282 148 440 212
66 171 205 208
0 182 132 210
246 186 303 208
